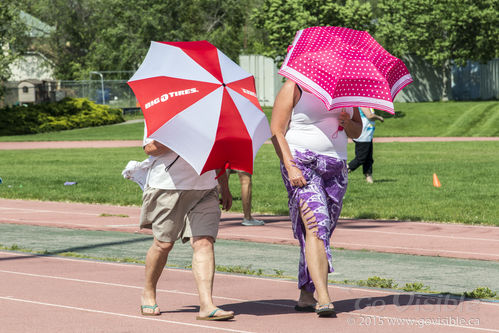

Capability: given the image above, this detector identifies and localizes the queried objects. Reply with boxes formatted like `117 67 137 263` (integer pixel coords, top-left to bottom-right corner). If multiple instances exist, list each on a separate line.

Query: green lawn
1 101 498 142
0 121 144 142
1 101 498 225
374 101 499 137
1 141 498 225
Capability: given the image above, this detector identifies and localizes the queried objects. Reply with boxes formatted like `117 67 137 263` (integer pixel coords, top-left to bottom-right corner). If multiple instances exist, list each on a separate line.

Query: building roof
20 10 55 38
19 79 43 85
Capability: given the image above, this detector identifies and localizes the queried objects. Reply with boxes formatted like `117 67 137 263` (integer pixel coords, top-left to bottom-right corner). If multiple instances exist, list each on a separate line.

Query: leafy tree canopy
252 0 374 62
19 0 247 79
375 0 498 100
376 0 499 67
0 4 28 96
18 0 101 80
12 0 499 88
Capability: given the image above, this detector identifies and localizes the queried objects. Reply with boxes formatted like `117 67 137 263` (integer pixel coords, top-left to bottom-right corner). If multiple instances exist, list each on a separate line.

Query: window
22 87 29 93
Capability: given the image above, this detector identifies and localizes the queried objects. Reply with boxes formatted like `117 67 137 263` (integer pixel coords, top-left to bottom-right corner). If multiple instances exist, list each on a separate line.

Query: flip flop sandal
315 302 336 317
140 304 160 316
196 308 234 321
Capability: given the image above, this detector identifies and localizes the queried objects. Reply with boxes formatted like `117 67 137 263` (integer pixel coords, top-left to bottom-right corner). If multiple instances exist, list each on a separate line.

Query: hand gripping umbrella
128 41 271 175
279 26 413 114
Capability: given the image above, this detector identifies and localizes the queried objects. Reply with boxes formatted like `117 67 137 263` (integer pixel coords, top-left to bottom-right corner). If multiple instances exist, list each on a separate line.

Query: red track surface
2 251 498 333
1 198 498 261
1 136 498 150
2 139 499 332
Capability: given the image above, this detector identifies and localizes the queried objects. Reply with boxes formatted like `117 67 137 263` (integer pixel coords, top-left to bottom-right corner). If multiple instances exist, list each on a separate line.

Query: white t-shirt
143 126 217 190
285 90 353 160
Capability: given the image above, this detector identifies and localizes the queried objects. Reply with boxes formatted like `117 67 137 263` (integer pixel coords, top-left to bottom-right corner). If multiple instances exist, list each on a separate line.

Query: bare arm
361 107 384 122
216 170 232 211
143 140 171 156
339 107 363 139
270 80 307 187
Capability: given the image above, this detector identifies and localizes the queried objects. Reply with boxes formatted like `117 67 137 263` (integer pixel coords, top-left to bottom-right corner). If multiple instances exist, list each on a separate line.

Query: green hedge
0 98 125 135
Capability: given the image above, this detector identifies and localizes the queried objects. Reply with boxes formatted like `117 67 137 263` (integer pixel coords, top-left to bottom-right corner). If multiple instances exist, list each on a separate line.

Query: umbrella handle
215 162 230 179
164 155 180 173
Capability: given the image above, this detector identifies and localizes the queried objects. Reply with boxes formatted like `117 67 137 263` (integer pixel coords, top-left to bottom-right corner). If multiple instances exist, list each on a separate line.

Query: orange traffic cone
433 173 441 187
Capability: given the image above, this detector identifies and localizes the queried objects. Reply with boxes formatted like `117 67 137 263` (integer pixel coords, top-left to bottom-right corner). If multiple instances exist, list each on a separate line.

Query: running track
1 136 499 150
2 251 498 333
1 139 499 332
1 198 498 261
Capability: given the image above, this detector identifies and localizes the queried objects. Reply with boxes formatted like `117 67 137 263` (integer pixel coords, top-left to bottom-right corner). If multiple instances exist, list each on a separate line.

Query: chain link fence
60 80 138 108
2 80 139 114
2 57 497 110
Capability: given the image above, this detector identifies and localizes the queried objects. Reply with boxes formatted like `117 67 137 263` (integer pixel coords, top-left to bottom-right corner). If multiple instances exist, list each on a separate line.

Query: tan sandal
196 308 234 321
315 302 335 317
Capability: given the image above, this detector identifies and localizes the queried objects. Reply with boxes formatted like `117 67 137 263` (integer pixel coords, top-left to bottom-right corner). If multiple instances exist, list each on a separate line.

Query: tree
90 0 246 71
376 0 499 101
18 0 101 80
0 4 28 98
252 0 374 63
20 0 248 78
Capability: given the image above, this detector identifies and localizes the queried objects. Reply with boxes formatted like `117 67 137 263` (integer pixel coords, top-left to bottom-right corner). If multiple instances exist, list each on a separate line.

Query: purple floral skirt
280 150 348 292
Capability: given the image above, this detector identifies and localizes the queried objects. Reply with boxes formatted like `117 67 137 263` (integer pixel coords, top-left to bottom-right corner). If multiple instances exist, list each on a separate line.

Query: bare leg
238 172 252 220
297 288 317 308
300 201 332 308
191 236 234 318
239 172 264 226
142 238 174 315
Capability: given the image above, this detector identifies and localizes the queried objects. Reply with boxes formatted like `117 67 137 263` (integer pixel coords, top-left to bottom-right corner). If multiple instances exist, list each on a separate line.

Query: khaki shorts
139 187 221 243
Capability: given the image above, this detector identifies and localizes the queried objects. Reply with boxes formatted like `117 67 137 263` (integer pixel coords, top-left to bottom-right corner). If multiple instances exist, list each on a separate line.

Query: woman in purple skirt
271 80 362 317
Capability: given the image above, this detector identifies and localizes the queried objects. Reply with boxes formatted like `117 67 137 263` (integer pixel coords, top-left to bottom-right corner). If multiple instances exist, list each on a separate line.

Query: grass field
0 141 498 225
372 101 499 137
1 101 498 142
1 101 498 225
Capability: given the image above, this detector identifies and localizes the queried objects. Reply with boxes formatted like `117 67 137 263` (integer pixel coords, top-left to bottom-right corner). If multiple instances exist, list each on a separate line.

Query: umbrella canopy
128 41 271 175
279 26 413 114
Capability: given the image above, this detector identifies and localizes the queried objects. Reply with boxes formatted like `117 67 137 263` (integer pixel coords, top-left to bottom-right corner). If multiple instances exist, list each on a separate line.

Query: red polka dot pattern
279 26 413 114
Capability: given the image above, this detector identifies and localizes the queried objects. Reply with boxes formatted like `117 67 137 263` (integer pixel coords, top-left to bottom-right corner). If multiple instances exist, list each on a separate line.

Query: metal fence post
90 71 105 104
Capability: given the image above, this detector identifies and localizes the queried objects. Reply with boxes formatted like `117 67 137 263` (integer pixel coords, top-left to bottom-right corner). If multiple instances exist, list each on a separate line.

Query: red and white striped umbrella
128 41 271 175
279 26 413 114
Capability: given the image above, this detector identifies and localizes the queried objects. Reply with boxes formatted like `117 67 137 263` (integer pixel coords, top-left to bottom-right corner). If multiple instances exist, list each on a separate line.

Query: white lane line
104 224 138 227
1 219 139 229
0 251 148 268
0 218 104 228
0 207 100 216
218 233 295 242
0 296 254 333
1 252 499 307
2 206 496 242
218 233 499 257
1 293 497 332
0 206 139 218
0 269 290 307
332 242 499 258
220 230 499 244
336 229 499 243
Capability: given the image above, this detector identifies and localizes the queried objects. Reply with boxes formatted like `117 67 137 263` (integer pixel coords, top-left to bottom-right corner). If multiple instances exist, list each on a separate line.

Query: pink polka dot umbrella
279 26 413 114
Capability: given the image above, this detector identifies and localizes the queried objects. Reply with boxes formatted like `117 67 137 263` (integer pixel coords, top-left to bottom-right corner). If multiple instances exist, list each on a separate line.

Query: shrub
358 276 398 289
403 282 430 292
464 287 497 299
0 98 124 135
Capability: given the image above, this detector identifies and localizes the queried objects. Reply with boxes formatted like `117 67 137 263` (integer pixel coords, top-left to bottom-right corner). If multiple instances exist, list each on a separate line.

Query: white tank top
285 90 353 160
